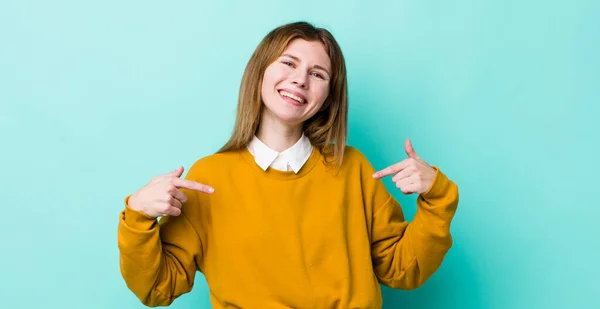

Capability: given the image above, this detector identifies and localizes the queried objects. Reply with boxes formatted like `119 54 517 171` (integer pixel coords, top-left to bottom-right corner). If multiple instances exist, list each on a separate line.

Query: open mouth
278 90 306 105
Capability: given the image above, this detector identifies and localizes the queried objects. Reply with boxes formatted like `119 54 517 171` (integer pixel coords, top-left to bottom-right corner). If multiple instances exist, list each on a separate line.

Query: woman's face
260 39 332 127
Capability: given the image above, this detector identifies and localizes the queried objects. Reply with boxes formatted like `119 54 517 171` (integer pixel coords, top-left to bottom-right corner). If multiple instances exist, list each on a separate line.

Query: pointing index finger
172 178 215 194
373 160 409 179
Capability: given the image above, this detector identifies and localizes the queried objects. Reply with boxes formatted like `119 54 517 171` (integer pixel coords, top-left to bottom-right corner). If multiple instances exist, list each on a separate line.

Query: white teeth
280 91 304 104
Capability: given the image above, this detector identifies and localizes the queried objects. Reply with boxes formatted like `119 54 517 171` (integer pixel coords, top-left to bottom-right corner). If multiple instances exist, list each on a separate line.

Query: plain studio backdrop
1 1 598 308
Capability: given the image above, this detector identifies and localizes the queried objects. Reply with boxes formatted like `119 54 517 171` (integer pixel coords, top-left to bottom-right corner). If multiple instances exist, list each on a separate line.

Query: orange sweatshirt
117 146 459 308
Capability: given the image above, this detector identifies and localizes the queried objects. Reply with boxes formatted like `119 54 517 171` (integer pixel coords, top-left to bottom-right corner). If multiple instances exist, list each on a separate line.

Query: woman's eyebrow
281 53 331 76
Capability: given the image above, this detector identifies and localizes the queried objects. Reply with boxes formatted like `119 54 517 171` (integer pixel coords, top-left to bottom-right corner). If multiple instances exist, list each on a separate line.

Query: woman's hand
127 167 214 218
372 139 436 195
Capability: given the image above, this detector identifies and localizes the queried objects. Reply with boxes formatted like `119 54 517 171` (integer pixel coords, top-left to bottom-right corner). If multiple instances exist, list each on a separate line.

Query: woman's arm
117 168 207 306
370 167 459 289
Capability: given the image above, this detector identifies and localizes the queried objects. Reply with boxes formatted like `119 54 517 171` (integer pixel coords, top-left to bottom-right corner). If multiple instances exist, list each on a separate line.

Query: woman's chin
270 111 305 126
262 103 310 126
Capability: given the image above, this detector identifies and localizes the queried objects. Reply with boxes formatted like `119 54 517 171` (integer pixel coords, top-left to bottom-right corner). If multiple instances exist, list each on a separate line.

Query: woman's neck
256 115 303 152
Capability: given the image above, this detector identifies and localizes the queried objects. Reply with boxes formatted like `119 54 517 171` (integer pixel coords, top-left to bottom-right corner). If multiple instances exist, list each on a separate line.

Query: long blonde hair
218 21 348 168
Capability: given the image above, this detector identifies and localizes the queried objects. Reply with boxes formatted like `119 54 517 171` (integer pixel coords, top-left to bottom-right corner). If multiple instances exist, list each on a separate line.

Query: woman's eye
282 61 293 67
312 72 324 79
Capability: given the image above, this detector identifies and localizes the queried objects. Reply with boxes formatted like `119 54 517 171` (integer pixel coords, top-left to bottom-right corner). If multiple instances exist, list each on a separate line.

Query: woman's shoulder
186 149 244 179
329 145 377 176
342 145 371 166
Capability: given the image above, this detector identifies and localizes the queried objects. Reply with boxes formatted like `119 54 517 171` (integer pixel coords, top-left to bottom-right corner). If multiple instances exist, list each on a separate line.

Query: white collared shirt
247 133 313 173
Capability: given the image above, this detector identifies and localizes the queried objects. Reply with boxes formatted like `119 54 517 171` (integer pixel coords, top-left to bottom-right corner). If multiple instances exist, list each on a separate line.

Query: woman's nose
291 71 308 89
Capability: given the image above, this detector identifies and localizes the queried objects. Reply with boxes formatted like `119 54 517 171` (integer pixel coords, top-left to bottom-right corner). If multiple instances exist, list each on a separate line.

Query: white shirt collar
247 133 313 173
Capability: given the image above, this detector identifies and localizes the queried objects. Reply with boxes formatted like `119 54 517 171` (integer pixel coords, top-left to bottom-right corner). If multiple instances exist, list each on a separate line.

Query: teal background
1 0 598 308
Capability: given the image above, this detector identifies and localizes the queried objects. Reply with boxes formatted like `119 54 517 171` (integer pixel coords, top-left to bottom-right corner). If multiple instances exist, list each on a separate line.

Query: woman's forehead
281 39 331 70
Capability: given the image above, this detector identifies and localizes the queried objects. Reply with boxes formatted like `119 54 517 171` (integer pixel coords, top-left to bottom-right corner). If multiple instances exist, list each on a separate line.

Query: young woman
118 21 459 309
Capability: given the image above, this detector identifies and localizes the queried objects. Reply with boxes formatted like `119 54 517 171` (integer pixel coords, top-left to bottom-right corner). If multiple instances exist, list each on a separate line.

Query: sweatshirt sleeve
117 175 204 306
370 166 459 289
